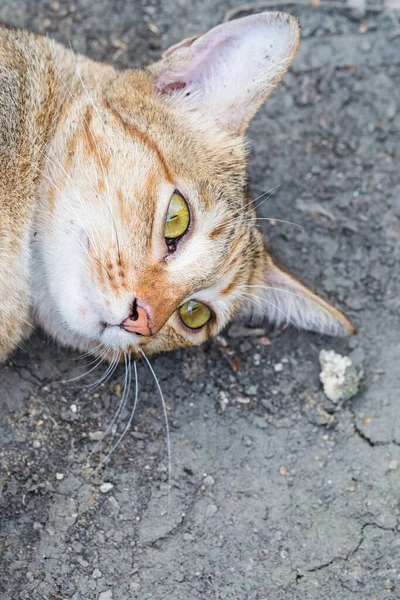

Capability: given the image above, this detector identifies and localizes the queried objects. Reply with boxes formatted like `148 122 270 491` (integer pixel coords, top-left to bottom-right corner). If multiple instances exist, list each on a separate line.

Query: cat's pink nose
121 305 151 336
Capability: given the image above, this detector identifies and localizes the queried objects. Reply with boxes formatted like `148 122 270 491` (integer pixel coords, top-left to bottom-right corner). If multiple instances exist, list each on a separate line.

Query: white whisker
141 351 172 511
63 47 122 258
237 291 297 329
20 317 40 332
244 217 303 229
63 347 108 383
102 360 139 465
90 353 130 459
238 284 308 302
33 128 103 257
69 343 104 361
84 350 120 394
214 184 283 230
8 148 99 261
51 63 112 255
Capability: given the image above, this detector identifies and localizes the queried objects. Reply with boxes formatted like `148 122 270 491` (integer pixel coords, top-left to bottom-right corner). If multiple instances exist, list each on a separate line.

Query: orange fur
0 13 354 362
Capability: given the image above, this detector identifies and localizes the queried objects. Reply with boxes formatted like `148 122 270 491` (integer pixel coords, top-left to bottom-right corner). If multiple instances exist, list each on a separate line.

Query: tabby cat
0 12 354 364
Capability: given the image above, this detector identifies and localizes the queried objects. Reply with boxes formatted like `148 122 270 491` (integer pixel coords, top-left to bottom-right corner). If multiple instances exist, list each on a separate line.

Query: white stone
99 482 114 493
319 349 361 402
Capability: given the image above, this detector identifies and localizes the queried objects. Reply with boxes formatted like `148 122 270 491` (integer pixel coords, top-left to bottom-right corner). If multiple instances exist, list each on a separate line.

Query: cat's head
37 12 354 357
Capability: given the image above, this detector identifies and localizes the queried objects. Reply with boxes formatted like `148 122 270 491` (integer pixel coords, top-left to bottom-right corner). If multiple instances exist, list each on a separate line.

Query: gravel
1 2 399 600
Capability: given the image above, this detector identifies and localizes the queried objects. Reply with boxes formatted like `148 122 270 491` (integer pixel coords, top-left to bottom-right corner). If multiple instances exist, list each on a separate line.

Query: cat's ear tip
342 317 357 337
327 308 356 337
268 11 301 44
244 10 300 30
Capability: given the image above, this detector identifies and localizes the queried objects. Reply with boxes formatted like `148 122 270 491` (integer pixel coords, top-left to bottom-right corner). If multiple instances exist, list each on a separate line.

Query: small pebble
32 440 41 449
274 363 283 372
92 568 102 579
237 397 250 404
219 390 229 406
107 496 120 514
89 431 104 441
245 384 258 396
205 504 218 518
77 557 89 568
130 582 141 592
203 475 215 488
388 460 398 471
98 591 113 600
280 466 287 476
55 473 64 481
70 404 77 413
100 482 114 493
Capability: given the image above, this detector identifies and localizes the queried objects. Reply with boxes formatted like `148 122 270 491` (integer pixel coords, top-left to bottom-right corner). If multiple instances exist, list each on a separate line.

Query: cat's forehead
95 70 248 195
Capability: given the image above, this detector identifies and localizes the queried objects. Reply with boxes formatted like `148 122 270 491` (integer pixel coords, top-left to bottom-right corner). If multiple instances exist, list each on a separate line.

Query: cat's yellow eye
165 191 190 239
179 300 212 330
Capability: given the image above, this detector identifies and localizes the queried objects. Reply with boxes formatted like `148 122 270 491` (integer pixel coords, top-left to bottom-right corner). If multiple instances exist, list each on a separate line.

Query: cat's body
0 13 354 363
0 29 64 358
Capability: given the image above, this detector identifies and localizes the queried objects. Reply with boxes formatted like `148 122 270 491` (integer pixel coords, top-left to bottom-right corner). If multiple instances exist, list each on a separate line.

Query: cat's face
33 12 354 356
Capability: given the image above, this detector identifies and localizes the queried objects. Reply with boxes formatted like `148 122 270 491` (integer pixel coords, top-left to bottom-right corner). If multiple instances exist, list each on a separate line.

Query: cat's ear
150 12 300 133
243 253 355 337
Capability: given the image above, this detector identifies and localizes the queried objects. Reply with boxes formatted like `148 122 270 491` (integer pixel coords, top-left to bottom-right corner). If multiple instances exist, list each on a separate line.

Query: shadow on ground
1 1 399 599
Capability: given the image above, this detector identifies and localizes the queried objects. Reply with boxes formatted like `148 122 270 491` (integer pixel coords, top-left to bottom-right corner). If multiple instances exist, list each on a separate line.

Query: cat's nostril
130 299 139 321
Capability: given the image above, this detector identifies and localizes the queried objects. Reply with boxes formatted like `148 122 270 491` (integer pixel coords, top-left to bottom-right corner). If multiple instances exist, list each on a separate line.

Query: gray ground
1 1 400 599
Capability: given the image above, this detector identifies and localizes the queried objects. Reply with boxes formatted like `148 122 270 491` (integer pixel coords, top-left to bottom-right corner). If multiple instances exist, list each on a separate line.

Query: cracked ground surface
1 1 400 599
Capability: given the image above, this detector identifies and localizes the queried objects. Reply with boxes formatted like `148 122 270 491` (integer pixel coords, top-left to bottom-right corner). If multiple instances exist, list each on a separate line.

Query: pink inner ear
158 81 187 95
157 37 224 96
155 12 300 132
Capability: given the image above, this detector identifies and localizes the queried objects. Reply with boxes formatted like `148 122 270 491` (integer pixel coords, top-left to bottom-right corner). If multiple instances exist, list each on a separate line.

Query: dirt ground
1 1 399 599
